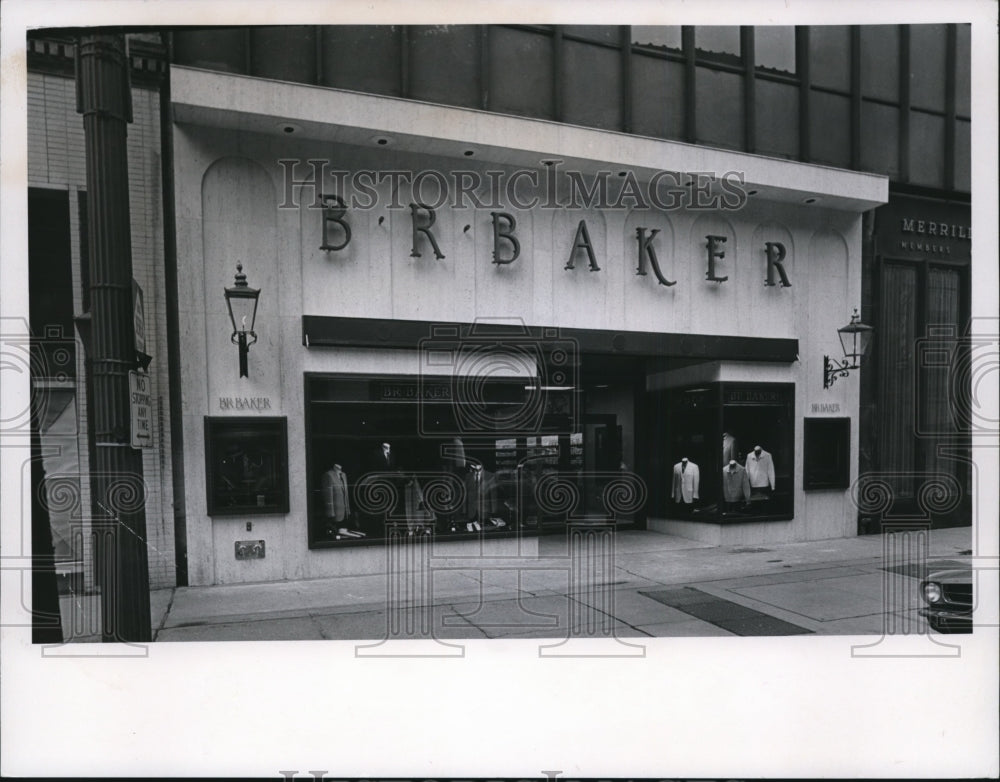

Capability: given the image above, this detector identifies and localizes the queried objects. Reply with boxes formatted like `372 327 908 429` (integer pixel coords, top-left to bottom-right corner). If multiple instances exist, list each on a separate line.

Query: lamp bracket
823 355 854 389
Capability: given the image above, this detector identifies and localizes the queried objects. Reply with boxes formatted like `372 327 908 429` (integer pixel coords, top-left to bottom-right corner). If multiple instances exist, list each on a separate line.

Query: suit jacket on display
671 461 700 503
722 433 738 466
745 449 776 490
447 437 466 471
321 467 350 522
462 468 498 519
721 462 751 502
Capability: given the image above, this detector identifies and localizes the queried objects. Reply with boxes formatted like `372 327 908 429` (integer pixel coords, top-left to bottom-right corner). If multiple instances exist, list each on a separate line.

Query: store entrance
580 353 642 526
583 413 622 516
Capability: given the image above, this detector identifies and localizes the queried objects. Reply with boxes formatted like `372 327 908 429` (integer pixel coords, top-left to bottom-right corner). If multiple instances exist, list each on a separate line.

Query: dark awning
303 315 798 363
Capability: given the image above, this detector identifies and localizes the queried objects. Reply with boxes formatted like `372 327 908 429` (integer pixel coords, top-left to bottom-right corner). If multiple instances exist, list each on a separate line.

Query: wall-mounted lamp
824 308 873 389
224 263 260 378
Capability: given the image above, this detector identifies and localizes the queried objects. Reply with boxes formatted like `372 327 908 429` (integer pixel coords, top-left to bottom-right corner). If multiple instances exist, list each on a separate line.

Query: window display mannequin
377 441 396 470
745 445 776 501
459 463 502 532
722 431 739 467
322 463 365 539
671 457 700 505
721 459 751 512
365 440 403 534
446 436 466 472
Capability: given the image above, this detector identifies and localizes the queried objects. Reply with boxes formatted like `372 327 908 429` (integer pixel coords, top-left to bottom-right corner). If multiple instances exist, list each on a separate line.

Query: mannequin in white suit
671 457 700 504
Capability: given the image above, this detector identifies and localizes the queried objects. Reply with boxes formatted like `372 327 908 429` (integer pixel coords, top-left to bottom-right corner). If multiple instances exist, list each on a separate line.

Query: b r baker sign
280 161 797 291
219 396 272 412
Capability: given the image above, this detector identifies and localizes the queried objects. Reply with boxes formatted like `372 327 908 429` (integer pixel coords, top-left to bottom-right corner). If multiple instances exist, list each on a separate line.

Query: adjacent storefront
171 66 886 585
858 192 972 531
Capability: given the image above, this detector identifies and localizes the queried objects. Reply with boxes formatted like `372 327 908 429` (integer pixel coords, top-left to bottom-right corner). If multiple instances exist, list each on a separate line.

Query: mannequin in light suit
722 459 751 512
671 457 700 505
322 463 364 538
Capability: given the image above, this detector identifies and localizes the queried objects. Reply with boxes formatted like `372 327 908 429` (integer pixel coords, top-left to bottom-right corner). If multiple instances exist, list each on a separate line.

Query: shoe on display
339 528 365 538
473 521 482 531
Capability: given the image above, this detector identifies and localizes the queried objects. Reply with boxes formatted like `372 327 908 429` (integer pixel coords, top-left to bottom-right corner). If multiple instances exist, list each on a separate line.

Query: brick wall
27 70 177 591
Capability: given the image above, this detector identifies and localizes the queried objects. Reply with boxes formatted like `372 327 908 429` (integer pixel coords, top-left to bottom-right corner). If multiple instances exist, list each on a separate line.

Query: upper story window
631 26 682 52
754 26 796 74
695 26 741 61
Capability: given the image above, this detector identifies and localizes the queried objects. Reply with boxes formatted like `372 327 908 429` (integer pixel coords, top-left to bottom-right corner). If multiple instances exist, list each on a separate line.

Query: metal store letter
565 219 601 271
764 241 792 287
705 234 728 283
320 194 351 252
491 211 520 265
409 202 446 259
635 227 676 286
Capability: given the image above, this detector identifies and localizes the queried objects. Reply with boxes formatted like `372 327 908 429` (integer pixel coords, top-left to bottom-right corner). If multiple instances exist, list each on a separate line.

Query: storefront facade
171 65 886 585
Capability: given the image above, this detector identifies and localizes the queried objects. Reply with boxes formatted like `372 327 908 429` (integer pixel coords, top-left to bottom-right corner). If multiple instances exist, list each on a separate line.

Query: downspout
159 32 188 585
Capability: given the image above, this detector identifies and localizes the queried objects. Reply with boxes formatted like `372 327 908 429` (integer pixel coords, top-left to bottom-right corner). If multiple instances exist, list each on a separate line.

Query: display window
305 372 642 546
649 382 795 522
308 374 586 546
204 417 290 516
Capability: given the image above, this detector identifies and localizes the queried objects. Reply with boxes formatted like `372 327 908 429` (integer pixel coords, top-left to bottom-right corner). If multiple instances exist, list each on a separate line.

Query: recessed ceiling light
747 189 758 196
463 149 475 157
278 122 301 135
373 135 393 146
803 197 818 204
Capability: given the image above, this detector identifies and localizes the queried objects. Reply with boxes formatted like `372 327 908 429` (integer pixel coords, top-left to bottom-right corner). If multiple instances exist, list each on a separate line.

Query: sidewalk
59 526 974 642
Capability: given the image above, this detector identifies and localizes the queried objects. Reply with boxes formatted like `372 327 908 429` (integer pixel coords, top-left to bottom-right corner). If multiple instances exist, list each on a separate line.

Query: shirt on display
745 448 776 490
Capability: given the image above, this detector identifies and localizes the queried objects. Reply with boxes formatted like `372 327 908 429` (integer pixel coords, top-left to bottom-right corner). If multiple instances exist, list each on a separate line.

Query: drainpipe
158 32 188 586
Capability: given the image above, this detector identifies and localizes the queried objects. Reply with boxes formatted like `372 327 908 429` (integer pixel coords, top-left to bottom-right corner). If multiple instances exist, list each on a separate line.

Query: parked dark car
920 566 973 633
